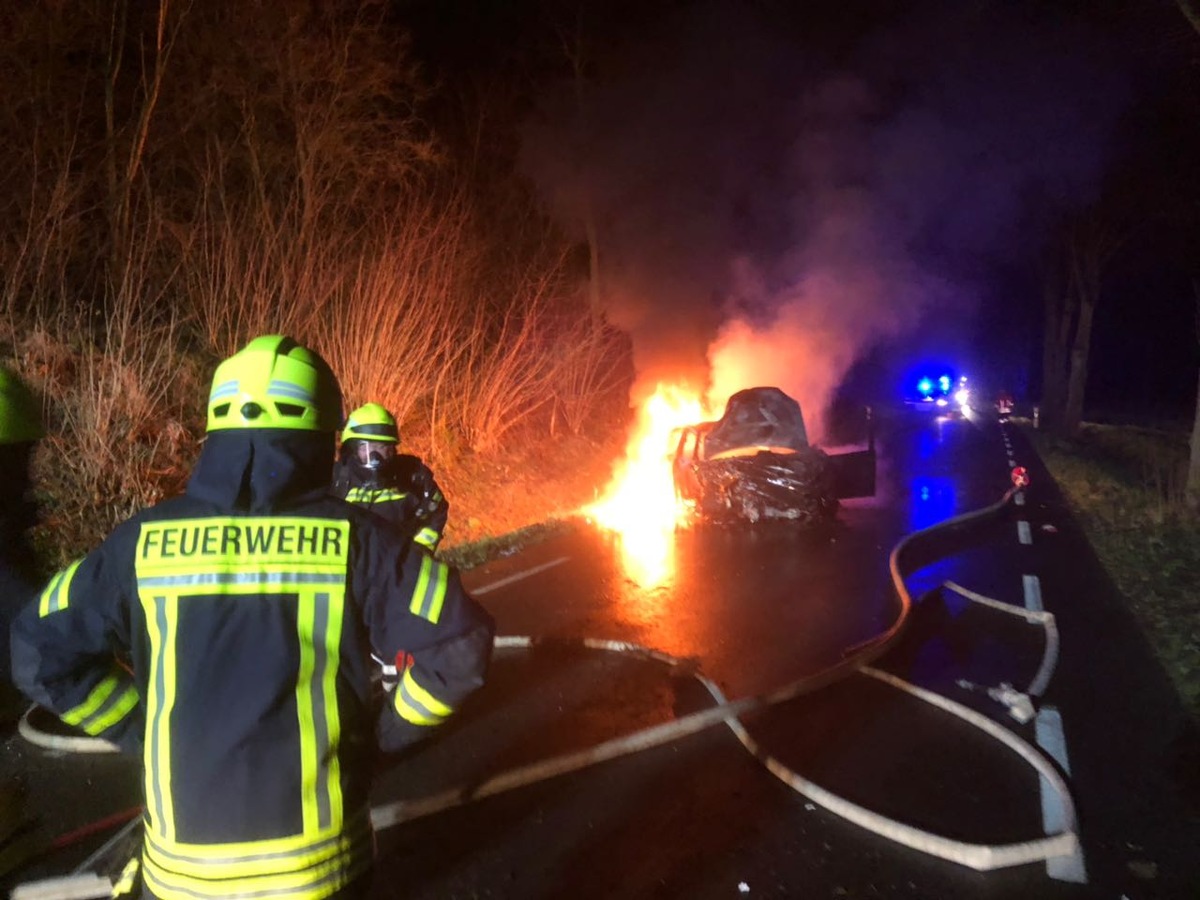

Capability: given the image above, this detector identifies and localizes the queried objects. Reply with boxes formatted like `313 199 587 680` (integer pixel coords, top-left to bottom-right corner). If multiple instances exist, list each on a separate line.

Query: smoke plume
522 1 1126 438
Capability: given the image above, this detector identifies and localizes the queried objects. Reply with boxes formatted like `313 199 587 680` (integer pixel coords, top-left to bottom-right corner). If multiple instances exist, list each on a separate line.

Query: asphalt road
4 405 1198 899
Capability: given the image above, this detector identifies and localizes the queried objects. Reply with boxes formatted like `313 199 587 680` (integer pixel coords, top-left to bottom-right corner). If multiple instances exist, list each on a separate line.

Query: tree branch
1175 0 1200 37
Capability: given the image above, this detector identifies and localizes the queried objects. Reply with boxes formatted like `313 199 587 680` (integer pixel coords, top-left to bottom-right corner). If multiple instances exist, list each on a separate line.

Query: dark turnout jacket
332 453 449 552
10 430 493 900
1 442 40 709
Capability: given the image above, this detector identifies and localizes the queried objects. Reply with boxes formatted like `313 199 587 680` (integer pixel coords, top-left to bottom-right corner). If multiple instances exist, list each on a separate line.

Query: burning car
671 387 875 526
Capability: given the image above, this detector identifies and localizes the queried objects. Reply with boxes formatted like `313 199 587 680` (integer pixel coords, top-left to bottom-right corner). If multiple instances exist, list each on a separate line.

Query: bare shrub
547 314 633 438
307 192 480 428
0 138 92 323
21 218 199 559
0 0 636 569
442 297 561 455
181 194 338 356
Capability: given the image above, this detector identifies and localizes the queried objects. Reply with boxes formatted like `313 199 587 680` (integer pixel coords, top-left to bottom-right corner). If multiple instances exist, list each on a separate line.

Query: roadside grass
441 520 583 571
1026 422 1199 720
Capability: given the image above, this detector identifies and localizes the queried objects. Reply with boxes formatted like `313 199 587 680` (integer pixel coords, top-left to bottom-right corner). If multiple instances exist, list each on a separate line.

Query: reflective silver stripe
311 592 332 831
395 677 447 724
149 595 170 834
209 380 239 400
267 381 314 402
138 573 345 589
143 812 371 869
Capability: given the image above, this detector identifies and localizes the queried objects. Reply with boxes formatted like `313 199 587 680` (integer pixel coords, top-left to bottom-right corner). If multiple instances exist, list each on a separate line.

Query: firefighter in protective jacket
331 402 448 552
10 336 494 900
1 367 44 723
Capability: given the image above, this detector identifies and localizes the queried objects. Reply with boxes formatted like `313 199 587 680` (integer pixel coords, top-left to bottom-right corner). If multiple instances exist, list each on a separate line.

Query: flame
588 384 710 586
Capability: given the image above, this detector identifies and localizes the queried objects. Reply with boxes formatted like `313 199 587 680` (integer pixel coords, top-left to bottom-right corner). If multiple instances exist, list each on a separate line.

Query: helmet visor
353 439 396 470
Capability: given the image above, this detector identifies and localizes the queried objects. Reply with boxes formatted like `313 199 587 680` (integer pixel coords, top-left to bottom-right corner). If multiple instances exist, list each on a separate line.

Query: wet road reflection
909 475 957 531
609 524 677 592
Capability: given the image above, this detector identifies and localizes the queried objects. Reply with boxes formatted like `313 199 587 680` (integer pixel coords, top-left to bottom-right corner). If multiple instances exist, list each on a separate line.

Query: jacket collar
187 430 334 513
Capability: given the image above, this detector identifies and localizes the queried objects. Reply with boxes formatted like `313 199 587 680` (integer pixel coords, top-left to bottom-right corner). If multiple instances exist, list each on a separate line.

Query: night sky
397 0 1200 424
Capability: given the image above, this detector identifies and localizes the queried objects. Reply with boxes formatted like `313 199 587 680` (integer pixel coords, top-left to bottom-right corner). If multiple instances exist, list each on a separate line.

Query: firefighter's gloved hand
376 704 436 755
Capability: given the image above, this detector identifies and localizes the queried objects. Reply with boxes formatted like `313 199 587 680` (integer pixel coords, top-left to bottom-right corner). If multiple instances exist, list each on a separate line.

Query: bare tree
1041 210 1123 436
1062 214 1123 435
1040 245 1069 433
1172 0 1200 507
554 2 604 329
1187 283 1200 509
104 0 190 270
1175 0 1200 36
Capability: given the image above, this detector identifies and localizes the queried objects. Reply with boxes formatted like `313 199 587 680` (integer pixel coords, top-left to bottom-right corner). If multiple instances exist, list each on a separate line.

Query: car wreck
671 387 875 526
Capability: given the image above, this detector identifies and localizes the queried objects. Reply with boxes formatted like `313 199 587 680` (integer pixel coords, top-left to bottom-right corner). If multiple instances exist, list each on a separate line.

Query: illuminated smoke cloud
521 2 1126 436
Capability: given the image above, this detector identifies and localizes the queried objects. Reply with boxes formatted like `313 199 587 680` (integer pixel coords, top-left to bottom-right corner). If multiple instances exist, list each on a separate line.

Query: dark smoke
521 1 1128 437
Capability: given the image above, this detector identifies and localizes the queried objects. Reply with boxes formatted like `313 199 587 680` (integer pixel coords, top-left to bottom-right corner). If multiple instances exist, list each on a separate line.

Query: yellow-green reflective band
319 593 345 830
141 816 373 899
296 590 344 836
61 672 120 725
344 487 408 504
409 555 449 623
111 857 140 897
82 684 138 735
144 811 370 870
143 593 179 843
393 667 453 726
142 852 372 900
38 558 83 617
414 527 440 550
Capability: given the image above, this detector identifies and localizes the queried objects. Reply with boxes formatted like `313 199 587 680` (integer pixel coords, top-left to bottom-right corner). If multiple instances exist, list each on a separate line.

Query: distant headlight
955 389 969 405
935 397 948 407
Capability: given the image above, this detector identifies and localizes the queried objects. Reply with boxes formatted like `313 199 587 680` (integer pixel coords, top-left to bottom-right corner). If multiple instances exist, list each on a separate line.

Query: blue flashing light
938 375 951 393
917 377 933 396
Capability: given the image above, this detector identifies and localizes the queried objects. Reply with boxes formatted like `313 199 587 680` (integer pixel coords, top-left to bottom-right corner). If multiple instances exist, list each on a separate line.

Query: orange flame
587 384 711 586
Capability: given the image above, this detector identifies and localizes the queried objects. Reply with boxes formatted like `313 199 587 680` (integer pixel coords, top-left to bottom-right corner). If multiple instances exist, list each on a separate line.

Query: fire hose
370 486 1077 872
13 486 1077 898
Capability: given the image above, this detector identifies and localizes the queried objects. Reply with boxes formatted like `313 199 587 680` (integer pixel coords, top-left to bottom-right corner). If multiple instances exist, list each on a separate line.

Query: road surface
4 406 1197 899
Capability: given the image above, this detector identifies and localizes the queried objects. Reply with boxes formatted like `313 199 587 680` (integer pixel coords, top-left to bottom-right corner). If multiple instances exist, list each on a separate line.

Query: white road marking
1022 574 1043 612
1015 492 1026 506
473 556 571 596
1036 707 1088 883
1017 520 1032 544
